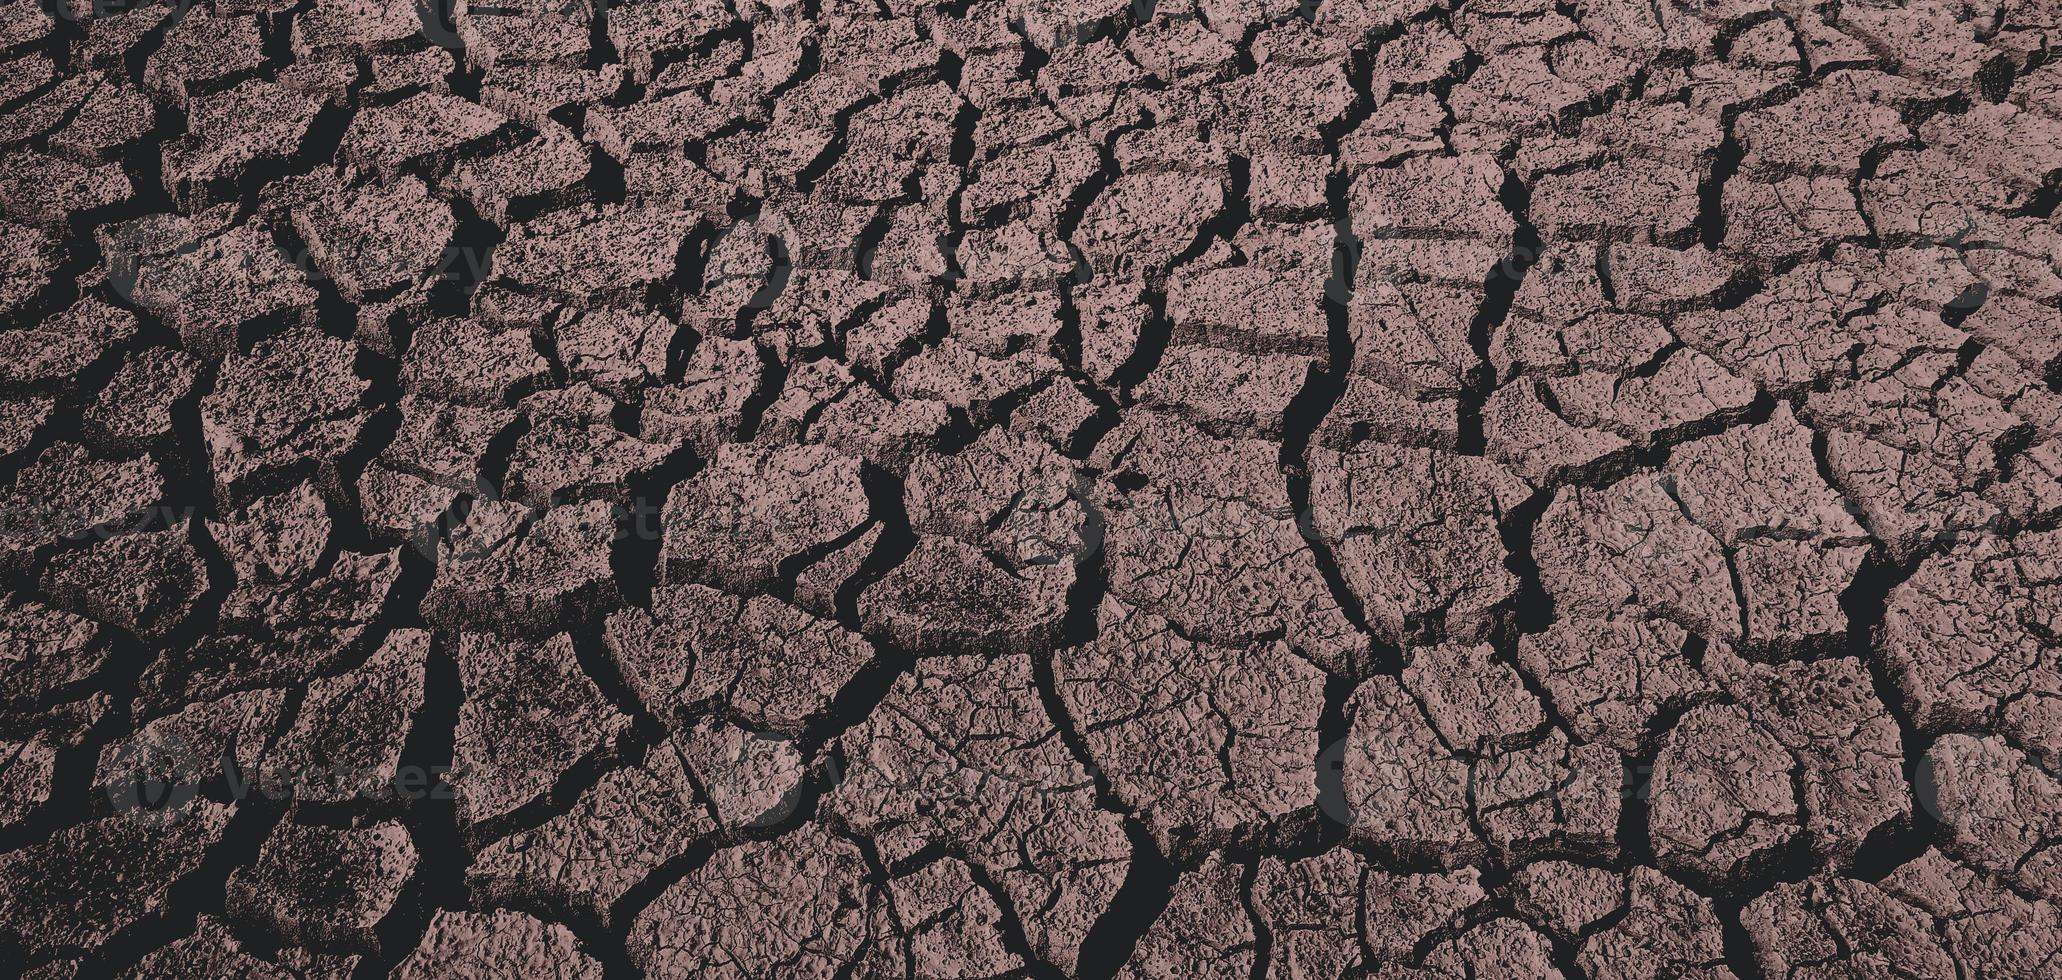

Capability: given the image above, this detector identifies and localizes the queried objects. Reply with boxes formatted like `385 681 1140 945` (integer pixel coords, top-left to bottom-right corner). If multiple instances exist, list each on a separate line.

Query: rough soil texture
2 0 2061 976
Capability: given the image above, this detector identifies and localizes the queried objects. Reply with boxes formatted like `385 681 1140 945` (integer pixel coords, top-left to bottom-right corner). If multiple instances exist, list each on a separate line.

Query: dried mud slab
7 0 2062 975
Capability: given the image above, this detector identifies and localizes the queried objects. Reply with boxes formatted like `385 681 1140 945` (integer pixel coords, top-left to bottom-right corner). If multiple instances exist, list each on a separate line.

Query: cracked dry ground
3 0 2062 976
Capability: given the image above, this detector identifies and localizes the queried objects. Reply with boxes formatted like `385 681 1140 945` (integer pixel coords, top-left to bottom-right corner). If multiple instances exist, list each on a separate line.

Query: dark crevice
351 630 468 980
1457 168 1541 456
831 463 917 633
1696 116 1744 250
1071 821 1180 980
606 443 697 609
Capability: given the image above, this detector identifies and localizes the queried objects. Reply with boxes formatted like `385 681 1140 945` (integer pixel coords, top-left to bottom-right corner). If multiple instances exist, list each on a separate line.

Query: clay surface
3 0 2060 975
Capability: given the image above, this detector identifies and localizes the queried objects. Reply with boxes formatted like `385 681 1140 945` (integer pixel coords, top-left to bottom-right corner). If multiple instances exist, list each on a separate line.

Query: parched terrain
2 0 2061 975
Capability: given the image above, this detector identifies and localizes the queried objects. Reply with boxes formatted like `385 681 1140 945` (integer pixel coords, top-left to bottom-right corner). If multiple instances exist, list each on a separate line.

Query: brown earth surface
2 0 2062 976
